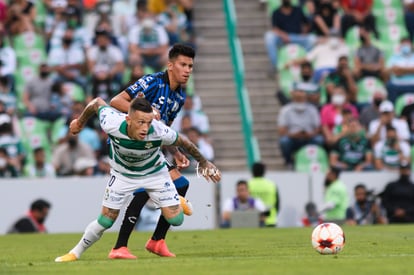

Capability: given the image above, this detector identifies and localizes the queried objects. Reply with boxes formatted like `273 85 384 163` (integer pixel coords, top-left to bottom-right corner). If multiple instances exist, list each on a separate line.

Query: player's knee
98 214 115 229
166 211 184 226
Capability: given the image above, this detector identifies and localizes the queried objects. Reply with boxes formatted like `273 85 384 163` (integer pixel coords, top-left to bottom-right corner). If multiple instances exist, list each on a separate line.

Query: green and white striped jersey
98 106 178 178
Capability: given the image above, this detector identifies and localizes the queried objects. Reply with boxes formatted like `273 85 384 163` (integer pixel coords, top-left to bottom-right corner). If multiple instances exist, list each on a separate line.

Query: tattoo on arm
78 97 107 126
174 135 207 163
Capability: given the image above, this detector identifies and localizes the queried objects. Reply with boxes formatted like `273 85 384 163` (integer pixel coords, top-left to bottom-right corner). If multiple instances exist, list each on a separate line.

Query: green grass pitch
1 225 414 275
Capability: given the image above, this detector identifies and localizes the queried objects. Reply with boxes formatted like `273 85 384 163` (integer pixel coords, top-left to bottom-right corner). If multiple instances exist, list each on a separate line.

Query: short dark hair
301 61 313 70
33 147 44 154
252 162 265 177
30 199 51 211
130 97 153 113
330 166 341 178
169 44 195 60
236 180 248 187
354 183 367 191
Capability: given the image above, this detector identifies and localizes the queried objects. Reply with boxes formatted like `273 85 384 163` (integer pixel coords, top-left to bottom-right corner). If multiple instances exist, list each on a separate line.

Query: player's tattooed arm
70 97 107 135
173 134 221 183
174 134 207 164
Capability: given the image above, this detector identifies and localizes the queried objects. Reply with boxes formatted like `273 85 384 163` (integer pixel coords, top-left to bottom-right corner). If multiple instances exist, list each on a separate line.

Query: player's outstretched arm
173 134 221 183
110 91 131 113
70 97 107 135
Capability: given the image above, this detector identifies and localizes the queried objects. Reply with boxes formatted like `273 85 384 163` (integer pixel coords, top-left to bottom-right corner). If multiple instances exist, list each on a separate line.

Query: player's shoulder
98 106 125 121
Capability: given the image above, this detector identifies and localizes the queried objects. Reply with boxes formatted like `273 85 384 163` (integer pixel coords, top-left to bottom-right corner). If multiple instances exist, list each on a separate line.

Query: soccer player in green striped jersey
54 97 221 262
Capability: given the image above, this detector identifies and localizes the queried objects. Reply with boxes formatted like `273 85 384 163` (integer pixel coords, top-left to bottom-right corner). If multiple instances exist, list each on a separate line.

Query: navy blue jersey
125 71 186 125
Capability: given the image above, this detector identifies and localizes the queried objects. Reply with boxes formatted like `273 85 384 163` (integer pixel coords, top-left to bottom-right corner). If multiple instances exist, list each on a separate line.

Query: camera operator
346 184 387 225
380 161 414 223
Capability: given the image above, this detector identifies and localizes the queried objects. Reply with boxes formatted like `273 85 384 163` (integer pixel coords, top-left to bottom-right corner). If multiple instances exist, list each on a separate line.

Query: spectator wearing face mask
353 28 386 82
386 37 414 103
321 86 358 147
359 91 386 131
86 29 125 101
289 32 349 83
368 100 410 147
277 84 324 168
47 27 87 90
374 125 411 171
324 55 358 103
22 63 62 122
52 132 95 176
329 118 373 171
276 61 320 107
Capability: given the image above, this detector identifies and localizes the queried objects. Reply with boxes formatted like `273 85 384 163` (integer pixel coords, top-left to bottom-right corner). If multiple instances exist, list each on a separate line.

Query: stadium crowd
267 0 414 173
0 0 214 178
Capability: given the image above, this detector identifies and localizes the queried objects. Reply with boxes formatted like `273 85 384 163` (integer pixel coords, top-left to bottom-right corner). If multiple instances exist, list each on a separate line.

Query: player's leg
108 189 149 259
55 206 119 262
55 173 133 262
146 168 190 257
113 190 149 249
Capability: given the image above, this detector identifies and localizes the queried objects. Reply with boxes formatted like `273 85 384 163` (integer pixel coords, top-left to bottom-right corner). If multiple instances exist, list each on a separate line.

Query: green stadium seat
379 24 409 45
345 26 362 51
277 43 306 71
373 0 403 10
356 77 387 104
294 144 329 173
373 7 404 27
64 82 85 102
278 69 297 99
395 93 414 116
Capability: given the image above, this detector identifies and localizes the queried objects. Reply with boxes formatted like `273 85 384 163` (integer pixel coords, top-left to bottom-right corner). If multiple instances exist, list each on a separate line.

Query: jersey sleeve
125 75 158 100
155 120 178 146
98 106 125 134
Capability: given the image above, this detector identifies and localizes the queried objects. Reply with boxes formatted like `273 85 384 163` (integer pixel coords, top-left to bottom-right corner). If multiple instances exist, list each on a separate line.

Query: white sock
69 220 106 258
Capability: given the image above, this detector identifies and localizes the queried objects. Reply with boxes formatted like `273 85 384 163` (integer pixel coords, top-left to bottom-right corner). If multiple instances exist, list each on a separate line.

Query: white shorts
102 168 180 210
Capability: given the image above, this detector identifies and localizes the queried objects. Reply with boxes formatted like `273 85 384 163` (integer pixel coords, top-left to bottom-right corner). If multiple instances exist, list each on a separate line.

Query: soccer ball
311 223 345 255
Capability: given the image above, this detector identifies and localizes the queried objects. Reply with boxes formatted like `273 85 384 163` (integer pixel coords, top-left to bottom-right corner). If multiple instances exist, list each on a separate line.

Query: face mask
401 44 411 55
373 98 383 107
332 94 346 105
62 38 73 45
40 71 49 78
302 74 312 81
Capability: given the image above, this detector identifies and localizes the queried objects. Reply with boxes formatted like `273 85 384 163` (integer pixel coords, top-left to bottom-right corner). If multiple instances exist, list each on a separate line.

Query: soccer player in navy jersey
108 43 195 259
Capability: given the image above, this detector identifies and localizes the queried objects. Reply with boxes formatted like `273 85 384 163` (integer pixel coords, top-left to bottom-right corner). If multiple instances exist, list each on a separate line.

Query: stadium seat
345 26 362 51
266 0 302 16
379 24 409 45
395 93 414 116
64 82 85 102
356 77 387 104
277 44 306 98
373 0 403 10
373 7 405 27
294 144 329 173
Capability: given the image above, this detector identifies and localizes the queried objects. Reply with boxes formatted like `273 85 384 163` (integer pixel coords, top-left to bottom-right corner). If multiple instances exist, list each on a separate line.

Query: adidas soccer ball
311 223 345 255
